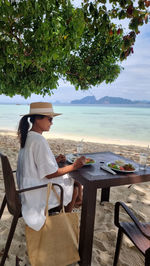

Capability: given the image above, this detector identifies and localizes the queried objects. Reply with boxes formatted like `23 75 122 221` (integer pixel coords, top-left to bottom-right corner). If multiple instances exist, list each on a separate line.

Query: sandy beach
0 133 150 266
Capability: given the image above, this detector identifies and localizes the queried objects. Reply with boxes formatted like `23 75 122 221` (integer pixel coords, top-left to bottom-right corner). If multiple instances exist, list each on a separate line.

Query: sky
0 1 150 104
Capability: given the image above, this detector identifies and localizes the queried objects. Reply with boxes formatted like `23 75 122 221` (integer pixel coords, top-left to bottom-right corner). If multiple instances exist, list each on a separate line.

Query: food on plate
114 160 125 166
85 158 95 164
123 164 135 171
67 154 95 165
108 162 135 171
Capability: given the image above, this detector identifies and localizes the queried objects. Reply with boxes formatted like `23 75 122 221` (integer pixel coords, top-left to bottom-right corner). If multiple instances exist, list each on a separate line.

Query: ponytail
17 116 30 148
17 114 45 148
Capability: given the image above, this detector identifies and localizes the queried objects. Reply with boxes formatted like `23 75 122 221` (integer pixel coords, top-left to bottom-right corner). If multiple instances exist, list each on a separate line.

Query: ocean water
0 104 150 146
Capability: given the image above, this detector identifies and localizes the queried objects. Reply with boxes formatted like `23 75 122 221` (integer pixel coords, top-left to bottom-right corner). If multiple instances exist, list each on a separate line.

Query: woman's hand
46 156 86 179
73 156 86 170
56 154 66 163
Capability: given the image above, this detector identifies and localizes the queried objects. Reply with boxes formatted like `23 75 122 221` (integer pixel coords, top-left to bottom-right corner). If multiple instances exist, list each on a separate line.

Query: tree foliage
0 0 149 97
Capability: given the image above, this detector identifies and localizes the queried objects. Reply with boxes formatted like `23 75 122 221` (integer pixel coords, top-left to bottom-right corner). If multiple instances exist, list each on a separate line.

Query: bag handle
45 183 64 217
45 184 79 248
52 186 60 204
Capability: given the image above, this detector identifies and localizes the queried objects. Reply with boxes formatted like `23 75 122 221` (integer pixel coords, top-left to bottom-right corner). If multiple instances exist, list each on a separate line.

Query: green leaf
0 0 148 97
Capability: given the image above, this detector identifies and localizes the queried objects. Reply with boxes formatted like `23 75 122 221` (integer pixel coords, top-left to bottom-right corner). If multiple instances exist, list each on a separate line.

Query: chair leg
145 259 150 266
145 249 150 266
113 228 123 266
0 213 20 266
0 195 7 219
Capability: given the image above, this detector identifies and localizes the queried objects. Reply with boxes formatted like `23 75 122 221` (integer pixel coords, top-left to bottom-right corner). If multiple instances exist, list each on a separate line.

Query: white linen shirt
17 131 74 231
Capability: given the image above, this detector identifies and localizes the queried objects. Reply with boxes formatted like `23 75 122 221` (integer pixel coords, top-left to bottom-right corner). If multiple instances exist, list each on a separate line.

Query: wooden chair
0 152 63 266
113 201 150 266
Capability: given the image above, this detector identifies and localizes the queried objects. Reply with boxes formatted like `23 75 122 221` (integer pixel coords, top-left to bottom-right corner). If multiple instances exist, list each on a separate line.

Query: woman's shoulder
27 131 46 144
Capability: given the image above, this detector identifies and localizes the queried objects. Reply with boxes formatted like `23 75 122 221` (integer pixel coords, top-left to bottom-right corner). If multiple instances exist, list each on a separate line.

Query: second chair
113 201 150 266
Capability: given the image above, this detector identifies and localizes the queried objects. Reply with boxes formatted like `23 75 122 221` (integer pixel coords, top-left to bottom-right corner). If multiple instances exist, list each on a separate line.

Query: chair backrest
0 153 21 216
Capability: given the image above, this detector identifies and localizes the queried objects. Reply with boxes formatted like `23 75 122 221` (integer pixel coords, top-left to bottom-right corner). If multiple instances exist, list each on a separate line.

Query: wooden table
69 151 150 266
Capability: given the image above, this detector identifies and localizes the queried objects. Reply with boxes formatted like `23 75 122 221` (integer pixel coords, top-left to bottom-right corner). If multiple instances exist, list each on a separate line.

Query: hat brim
20 112 62 117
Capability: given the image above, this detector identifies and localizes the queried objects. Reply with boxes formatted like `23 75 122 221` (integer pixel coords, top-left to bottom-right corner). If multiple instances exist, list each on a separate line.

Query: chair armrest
17 183 64 210
17 184 47 193
114 201 150 239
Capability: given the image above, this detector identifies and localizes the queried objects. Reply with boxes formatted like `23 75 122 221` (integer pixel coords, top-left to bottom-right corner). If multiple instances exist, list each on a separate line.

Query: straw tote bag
25 183 80 266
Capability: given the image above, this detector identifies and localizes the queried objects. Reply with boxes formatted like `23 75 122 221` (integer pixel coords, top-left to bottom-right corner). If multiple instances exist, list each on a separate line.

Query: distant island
70 96 150 105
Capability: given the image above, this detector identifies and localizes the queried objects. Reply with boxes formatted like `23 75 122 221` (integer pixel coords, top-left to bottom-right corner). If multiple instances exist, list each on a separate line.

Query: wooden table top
69 151 150 188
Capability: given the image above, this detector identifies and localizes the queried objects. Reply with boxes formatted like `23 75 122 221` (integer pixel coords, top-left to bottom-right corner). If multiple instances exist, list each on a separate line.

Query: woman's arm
46 156 85 179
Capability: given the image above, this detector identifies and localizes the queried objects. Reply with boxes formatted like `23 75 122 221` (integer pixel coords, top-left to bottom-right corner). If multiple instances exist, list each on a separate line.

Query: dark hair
17 115 45 148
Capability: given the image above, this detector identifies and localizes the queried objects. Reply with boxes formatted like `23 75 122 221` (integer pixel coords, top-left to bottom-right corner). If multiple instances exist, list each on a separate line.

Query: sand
0 133 150 266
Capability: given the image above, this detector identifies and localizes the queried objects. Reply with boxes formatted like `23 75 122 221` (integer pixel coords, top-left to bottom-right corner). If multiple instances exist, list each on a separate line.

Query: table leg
79 184 97 266
101 187 110 203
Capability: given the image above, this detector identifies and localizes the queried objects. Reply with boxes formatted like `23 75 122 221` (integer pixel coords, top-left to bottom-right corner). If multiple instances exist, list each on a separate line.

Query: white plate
66 154 78 164
107 162 138 173
66 154 96 166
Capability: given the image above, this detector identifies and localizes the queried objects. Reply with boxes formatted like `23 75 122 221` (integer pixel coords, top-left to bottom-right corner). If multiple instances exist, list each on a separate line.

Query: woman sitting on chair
17 102 85 231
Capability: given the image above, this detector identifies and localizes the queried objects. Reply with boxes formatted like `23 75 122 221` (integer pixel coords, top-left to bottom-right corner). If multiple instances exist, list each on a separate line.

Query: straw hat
22 102 61 117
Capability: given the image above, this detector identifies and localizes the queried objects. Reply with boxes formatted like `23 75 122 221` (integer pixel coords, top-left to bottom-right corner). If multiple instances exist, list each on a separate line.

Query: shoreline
0 131 149 167
0 129 149 148
45 132 149 147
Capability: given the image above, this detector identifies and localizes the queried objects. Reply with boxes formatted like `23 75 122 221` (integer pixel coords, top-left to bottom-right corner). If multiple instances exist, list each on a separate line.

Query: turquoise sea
0 104 150 146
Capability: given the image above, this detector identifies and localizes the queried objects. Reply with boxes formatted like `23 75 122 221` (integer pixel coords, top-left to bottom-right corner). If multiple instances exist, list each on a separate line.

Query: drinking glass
139 153 147 170
77 142 83 155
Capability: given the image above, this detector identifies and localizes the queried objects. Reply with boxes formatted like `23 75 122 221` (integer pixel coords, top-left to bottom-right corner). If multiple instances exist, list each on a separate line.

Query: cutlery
100 163 117 175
